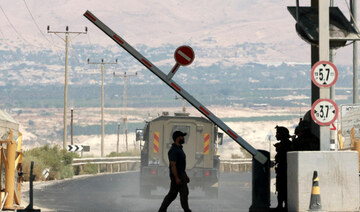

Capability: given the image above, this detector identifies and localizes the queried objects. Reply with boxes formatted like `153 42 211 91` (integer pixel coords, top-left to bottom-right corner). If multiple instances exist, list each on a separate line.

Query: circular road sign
311 61 338 88
311 99 339 126
174 45 195 66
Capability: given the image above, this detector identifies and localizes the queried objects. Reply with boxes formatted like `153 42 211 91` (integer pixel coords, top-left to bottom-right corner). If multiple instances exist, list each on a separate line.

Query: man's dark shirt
168 143 186 178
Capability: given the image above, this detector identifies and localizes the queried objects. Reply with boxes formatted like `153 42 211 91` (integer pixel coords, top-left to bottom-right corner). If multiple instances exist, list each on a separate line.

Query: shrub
62 150 76 165
80 163 98 175
60 165 74 179
22 144 78 181
22 156 46 181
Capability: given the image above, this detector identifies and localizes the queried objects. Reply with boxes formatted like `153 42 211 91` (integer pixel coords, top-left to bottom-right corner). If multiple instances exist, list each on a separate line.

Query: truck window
171 126 190 143
136 129 144 141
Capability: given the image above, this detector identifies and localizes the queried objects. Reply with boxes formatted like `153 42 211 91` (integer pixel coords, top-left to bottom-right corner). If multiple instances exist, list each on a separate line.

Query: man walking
158 131 192 212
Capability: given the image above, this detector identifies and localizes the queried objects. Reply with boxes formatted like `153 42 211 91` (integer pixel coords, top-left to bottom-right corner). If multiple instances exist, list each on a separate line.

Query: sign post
311 60 339 150
167 45 195 80
67 145 90 152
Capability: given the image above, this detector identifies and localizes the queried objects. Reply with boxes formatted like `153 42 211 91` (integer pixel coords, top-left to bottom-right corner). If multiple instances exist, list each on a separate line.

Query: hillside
0 0 357 85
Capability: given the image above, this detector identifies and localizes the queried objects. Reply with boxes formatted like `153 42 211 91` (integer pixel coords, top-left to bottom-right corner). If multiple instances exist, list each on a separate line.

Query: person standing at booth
273 126 291 210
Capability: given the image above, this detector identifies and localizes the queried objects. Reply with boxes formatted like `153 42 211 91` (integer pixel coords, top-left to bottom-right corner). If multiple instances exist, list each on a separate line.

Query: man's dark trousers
158 175 191 212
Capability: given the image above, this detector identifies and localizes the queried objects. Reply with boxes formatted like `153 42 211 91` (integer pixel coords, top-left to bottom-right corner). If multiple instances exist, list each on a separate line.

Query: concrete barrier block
287 151 359 212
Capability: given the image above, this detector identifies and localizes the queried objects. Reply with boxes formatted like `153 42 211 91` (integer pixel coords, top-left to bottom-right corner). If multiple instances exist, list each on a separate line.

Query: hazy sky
0 0 358 65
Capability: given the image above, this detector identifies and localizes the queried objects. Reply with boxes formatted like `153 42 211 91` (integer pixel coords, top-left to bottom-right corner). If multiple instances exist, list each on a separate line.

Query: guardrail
219 158 252 173
72 156 141 174
72 157 253 174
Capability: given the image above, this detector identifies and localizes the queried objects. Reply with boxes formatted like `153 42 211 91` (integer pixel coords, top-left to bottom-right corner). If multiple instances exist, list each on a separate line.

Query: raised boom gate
83 11 267 165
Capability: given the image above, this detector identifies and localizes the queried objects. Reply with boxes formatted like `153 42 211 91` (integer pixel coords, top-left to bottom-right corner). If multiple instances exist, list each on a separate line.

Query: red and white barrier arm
83 10 267 164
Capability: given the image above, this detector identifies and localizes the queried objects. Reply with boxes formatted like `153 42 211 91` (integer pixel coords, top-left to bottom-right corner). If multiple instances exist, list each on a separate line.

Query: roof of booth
0 110 19 140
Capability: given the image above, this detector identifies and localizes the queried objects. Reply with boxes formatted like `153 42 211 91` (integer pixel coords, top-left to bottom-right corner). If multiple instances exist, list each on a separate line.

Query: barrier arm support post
17 161 41 212
83 10 267 165
4 130 15 210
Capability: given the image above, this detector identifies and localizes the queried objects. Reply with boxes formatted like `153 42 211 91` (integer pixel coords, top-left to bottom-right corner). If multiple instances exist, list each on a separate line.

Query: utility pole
175 95 187 113
319 0 331 150
88 58 118 157
351 0 359 104
71 108 74 145
47 26 87 150
117 123 120 153
330 0 336 151
113 71 137 151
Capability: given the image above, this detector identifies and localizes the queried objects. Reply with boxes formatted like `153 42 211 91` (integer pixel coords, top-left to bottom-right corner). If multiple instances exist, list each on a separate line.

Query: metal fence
72 156 141 174
219 158 252 173
72 157 252 174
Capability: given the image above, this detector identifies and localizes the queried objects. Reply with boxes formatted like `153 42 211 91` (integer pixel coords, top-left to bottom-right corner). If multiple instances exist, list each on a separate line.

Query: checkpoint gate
84 10 270 209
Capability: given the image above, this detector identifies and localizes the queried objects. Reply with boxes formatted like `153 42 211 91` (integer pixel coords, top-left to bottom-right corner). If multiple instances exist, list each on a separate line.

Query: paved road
27 171 276 212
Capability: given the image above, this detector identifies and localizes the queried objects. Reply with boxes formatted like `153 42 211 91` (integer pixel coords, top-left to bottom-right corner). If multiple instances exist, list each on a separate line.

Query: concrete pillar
287 151 359 211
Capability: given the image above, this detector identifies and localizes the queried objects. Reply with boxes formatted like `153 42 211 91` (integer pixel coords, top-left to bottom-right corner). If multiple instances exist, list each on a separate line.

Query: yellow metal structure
355 141 360 172
0 129 23 210
337 130 344 150
351 127 355 149
347 127 360 172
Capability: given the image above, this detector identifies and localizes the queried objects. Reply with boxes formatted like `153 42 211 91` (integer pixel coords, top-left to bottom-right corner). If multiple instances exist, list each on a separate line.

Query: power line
0 26 16 48
68 39 82 64
21 0 63 62
0 3 41 48
22 0 61 49
87 32 96 52
85 33 98 66
48 33 65 61
68 39 86 79
0 26 24 62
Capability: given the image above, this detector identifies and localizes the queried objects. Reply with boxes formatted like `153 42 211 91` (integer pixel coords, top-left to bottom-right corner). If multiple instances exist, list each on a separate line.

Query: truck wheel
140 185 151 198
205 187 218 199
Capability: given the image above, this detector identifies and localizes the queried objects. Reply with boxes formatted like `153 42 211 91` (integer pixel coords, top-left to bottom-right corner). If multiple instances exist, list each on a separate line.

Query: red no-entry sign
174 45 195 66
